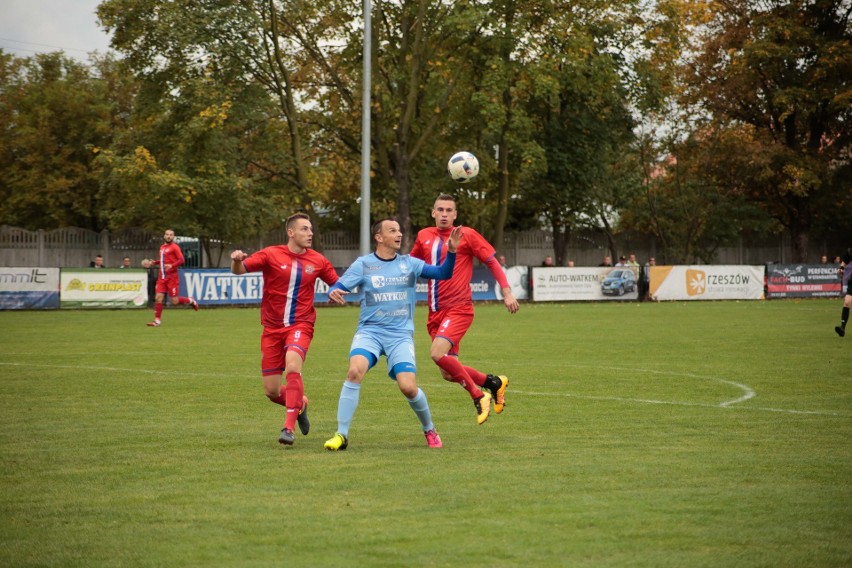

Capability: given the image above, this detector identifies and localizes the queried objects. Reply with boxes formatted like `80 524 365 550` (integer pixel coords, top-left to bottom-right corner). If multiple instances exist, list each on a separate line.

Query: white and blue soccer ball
447 151 479 183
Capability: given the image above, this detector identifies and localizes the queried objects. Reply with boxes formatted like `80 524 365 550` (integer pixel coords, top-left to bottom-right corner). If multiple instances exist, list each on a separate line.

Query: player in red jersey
410 194 520 425
230 213 339 446
141 229 198 327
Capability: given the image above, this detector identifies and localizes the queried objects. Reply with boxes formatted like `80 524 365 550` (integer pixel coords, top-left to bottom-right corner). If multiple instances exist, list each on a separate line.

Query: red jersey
243 246 338 329
151 241 185 280
411 226 503 311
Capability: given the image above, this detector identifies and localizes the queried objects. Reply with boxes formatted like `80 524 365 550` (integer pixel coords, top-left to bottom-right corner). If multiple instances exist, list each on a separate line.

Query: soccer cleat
424 429 443 448
189 297 199 311
474 392 492 425
491 375 509 414
297 396 310 435
278 428 295 446
324 433 348 451
146 320 161 327
836 326 846 337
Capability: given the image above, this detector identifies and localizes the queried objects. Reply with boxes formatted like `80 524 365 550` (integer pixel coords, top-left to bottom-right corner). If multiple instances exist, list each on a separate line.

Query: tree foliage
2 0 846 264
0 51 134 231
675 0 852 261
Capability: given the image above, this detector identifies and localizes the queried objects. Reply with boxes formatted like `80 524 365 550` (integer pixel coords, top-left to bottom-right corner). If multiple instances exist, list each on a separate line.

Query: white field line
1 361 845 417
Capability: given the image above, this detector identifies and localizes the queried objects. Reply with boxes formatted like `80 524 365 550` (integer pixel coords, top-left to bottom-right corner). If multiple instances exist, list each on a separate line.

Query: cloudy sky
0 0 113 62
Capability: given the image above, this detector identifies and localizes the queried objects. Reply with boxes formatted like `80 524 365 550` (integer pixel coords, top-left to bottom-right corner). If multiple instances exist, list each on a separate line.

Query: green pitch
1 300 849 567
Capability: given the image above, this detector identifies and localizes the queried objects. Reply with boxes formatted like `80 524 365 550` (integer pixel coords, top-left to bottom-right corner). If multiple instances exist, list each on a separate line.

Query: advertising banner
60 269 148 308
416 266 507 302
181 268 341 305
650 265 764 301
182 269 264 305
765 264 841 298
0 267 60 310
531 266 640 302
181 266 509 306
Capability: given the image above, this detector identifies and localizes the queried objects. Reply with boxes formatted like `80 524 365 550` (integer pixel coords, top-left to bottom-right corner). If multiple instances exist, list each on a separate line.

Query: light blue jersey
333 252 456 332
327 249 455 441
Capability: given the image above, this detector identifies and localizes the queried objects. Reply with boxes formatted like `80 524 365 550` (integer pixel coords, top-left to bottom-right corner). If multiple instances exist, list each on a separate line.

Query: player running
230 213 339 446
142 229 198 327
323 219 463 451
410 194 519 425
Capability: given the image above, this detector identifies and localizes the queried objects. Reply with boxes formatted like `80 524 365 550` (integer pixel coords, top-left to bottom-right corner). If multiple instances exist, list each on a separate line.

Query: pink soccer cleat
424 429 443 448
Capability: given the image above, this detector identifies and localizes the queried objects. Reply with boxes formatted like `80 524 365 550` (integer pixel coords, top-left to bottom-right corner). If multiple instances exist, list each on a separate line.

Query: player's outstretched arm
447 226 464 253
483 254 519 313
327 282 351 305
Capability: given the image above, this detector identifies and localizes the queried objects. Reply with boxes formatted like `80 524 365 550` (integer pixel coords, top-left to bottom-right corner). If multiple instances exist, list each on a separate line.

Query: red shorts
155 275 181 297
426 305 474 356
260 323 314 376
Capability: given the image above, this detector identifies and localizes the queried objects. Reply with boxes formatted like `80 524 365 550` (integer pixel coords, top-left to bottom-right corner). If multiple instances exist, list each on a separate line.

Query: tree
97 0 354 246
622 124 772 263
0 51 134 230
501 1 640 265
93 71 289 264
678 0 852 261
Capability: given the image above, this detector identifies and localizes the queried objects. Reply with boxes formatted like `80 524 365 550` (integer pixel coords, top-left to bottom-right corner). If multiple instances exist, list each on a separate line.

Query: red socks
283 373 304 430
154 302 163 319
463 365 487 386
436 355 483 399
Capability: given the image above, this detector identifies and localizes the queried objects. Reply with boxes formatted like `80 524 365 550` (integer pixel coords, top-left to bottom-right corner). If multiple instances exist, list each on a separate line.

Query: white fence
0 224 839 269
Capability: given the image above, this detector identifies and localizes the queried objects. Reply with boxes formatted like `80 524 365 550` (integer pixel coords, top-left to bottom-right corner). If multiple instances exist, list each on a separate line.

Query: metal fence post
37 229 45 266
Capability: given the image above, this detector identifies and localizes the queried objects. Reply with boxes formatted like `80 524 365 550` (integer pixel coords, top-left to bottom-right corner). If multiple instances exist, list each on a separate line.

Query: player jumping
410 194 519 425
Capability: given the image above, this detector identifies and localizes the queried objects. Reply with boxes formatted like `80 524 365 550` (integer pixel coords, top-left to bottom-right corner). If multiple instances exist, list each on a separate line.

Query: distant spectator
119 256 131 269
566 260 575 267
833 256 842 264
598 255 613 267
626 253 641 279
819 255 829 264
498 255 507 269
834 249 851 338
641 257 656 301
90 255 104 268
542 255 555 267
615 255 629 267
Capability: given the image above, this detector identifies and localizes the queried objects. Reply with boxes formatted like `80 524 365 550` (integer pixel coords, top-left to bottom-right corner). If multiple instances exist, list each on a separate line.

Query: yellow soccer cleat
474 392 492 425
324 433 348 451
493 375 509 414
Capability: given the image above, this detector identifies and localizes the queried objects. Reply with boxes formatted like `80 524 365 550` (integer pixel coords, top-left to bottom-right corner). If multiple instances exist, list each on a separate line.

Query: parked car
601 269 636 296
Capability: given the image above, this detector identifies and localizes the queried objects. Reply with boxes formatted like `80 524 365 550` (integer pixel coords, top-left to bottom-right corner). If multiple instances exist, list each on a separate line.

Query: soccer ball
447 151 479 183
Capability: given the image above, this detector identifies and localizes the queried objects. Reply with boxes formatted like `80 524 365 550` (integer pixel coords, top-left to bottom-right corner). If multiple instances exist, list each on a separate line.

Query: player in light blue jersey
324 218 464 450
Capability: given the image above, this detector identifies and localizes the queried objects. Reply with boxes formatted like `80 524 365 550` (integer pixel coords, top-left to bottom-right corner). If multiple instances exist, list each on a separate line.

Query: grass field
1 299 850 567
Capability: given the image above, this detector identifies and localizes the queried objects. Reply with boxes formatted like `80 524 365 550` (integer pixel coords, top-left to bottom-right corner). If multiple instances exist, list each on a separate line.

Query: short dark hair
286 213 311 230
434 193 456 205
371 218 396 238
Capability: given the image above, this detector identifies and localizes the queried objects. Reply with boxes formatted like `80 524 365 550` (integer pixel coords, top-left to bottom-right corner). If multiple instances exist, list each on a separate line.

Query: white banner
532 266 639 301
60 269 149 309
0 267 60 309
650 265 764 301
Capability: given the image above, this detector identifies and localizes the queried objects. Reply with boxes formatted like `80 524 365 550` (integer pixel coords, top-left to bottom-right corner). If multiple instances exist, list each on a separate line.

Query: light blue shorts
349 327 417 379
